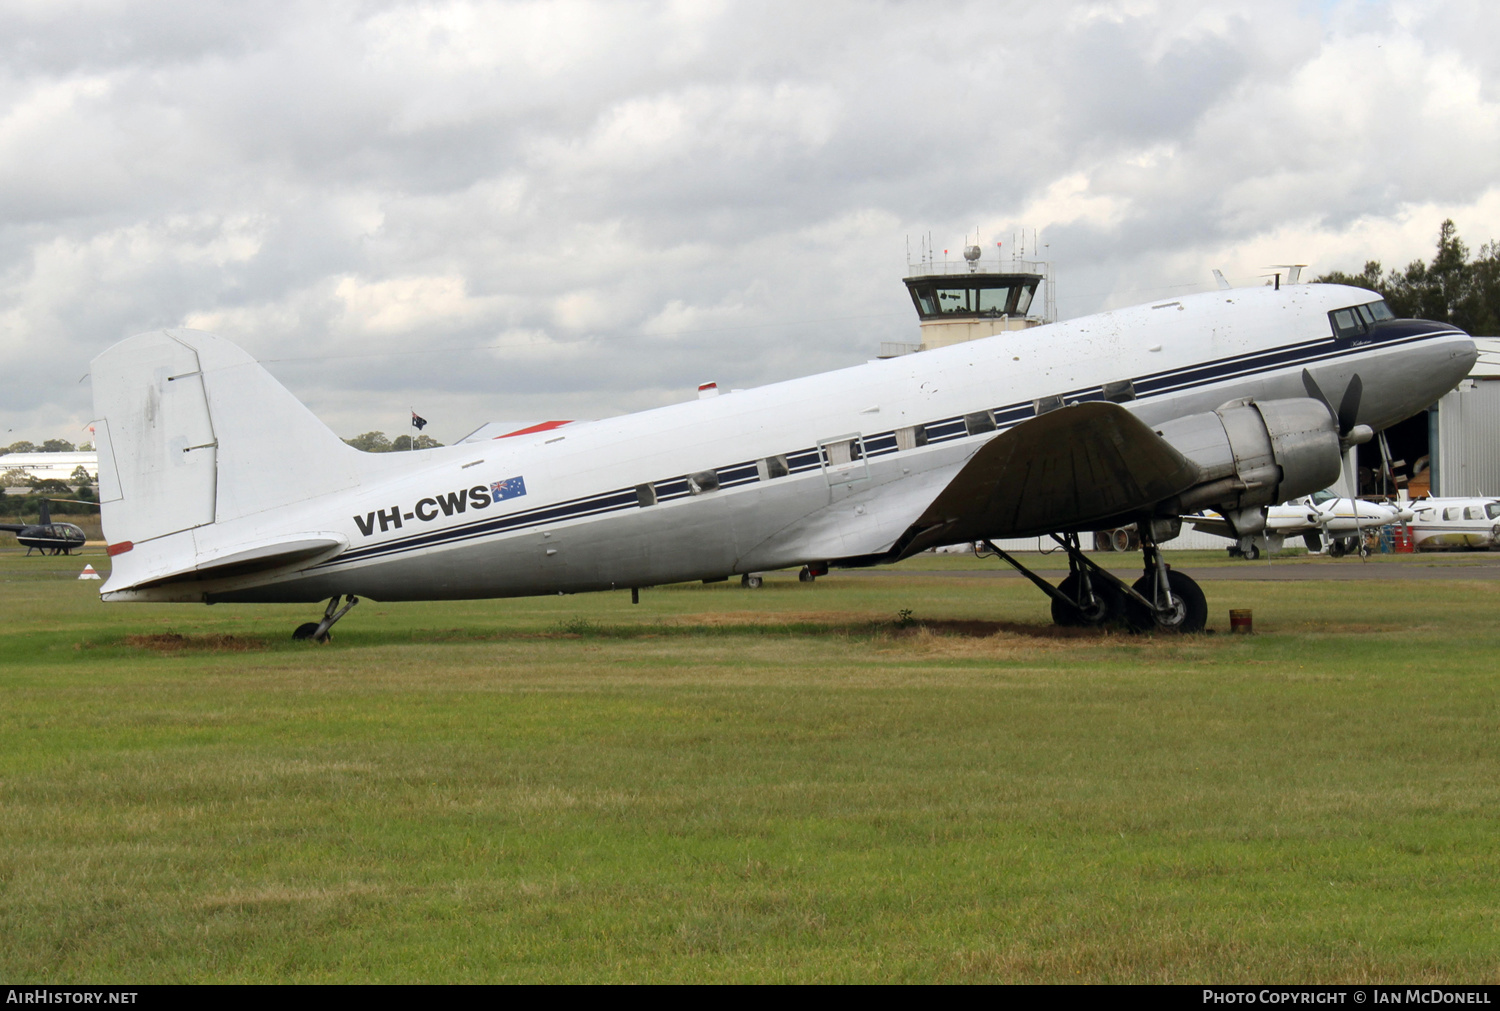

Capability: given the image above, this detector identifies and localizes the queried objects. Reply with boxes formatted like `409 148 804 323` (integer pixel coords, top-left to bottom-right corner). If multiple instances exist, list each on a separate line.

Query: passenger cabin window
1032 395 1062 417
1329 300 1395 340
823 440 860 466
757 455 789 481
895 426 927 452
688 471 719 495
1465 506 1485 520
1488 503 1500 520
965 411 997 435
1444 507 1461 520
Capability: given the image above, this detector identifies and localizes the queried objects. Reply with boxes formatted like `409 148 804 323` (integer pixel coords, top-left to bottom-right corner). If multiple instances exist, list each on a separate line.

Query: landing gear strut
977 527 1206 634
293 594 359 643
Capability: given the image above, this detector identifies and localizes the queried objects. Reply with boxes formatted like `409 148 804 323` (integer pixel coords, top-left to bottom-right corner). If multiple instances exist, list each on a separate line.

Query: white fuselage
1407 498 1500 550
98 284 1477 603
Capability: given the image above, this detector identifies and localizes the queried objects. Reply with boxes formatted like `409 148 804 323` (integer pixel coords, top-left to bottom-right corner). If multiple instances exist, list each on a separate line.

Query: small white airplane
1406 497 1500 550
1186 502 1323 559
1190 490 1416 558
1301 490 1417 557
88 283 1476 638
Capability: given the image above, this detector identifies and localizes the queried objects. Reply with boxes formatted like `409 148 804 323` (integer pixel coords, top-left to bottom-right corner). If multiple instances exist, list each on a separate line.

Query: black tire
1050 573 1123 627
1328 539 1346 558
1303 532 1322 552
741 574 763 588
1123 570 1207 634
1244 542 1260 561
798 567 815 582
291 618 330 642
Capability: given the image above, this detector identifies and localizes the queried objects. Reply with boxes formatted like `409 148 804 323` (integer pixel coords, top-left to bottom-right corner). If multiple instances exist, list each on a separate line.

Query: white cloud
2 0 1498 445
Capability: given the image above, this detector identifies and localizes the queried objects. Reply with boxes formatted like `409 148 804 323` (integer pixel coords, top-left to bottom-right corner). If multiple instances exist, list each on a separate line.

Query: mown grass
1 547 1497 982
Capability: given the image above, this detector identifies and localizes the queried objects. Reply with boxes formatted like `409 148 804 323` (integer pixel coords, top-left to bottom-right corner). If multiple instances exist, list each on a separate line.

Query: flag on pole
411 411 427 431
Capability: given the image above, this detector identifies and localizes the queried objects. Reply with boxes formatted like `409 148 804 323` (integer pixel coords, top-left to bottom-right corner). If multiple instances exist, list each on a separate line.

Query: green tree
70 465 93 484
1316 219 1500 335
391 434 444 451
1 441 37 456
41 439 75 452
344 431 444 452
343 431 393 453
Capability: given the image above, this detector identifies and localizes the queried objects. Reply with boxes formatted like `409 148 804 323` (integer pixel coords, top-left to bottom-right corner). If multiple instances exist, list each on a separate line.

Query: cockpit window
1488 503 1500 520
1330 300 1394 340
1311 489 1338 504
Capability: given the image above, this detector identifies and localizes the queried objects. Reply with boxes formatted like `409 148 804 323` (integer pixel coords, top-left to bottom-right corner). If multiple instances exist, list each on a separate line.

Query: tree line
1 439 92 455
1314 219 1500 335
342 432 445 452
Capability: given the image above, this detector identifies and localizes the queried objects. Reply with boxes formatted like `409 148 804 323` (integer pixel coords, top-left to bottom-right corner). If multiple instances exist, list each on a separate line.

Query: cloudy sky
2 0 1497 446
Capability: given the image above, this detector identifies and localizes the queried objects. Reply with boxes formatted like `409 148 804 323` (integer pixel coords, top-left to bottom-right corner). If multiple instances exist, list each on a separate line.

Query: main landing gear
977 530 1207 634
293 594 359 643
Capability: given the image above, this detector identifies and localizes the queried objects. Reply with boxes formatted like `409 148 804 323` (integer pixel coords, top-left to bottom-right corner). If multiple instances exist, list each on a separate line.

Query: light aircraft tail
90 330 392 577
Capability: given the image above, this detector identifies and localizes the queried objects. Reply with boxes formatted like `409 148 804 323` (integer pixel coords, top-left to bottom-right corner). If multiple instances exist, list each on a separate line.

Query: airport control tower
884 241 1055 356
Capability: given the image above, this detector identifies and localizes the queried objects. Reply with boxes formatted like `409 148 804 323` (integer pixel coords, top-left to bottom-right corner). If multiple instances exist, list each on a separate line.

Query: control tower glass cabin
902 247 1048 351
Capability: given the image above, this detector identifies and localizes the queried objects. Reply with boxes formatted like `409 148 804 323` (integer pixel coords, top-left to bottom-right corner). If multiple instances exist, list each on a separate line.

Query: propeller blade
1302 369 1337 425
1337 374 1363 434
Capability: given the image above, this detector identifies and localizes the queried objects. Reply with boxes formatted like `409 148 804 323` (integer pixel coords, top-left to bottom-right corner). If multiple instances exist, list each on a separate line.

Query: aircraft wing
1185 513 1235 539
901 401 1201 553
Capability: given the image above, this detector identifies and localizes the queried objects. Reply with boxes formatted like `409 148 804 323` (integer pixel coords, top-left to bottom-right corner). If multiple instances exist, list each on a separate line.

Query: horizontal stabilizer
905 401 1201 551
128 535 347 590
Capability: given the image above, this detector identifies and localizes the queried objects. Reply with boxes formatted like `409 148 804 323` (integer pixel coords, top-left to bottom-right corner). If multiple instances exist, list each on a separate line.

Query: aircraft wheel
292 622 329 643
741 574 763 588
1124 571 1207 634
1244 543 1260 561
798 566 816 582
1303 532 1323 552
1328 539 1346 558
1050 573 1122 627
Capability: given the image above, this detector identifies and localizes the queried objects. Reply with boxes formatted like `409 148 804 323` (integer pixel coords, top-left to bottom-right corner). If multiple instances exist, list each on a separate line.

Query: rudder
91 329 379 549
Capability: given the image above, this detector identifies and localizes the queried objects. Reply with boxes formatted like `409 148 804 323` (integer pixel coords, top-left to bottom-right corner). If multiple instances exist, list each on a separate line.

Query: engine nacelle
1157 397 1342 534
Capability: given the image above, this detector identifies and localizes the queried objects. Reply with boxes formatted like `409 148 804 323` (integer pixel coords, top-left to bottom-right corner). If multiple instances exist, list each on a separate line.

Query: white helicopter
88 283 1475 638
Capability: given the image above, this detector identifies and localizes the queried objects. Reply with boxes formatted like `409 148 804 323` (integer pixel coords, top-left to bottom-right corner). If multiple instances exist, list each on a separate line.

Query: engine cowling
1156 397 1342 534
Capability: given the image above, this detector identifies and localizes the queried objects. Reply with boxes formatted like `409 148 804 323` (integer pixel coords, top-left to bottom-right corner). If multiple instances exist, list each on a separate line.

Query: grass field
1 547 1497 983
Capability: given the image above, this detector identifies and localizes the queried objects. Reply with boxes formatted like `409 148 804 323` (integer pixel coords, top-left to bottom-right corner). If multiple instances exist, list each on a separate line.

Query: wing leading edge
899 402 1201 555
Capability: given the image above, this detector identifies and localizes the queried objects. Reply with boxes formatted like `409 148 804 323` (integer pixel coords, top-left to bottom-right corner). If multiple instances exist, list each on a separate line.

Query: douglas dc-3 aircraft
88 284 1476 639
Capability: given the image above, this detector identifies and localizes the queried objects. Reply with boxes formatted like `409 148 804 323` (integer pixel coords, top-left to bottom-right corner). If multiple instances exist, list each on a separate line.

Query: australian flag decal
491 476 527 503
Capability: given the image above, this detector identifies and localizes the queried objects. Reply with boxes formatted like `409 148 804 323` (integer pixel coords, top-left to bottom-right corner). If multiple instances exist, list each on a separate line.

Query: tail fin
91 329 379 549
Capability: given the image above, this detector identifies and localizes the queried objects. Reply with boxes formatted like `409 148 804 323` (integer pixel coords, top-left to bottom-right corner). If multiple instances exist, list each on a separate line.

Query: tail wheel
741 574 763 588
1051 573 1123 627
798 566 816 582
1123 570 1207 634
292 622 329 643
